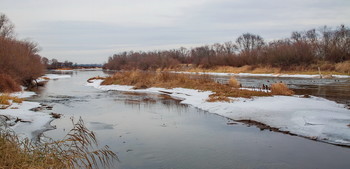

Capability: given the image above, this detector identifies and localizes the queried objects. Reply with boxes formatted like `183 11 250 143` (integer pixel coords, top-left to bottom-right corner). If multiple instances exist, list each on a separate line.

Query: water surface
30 71 350 169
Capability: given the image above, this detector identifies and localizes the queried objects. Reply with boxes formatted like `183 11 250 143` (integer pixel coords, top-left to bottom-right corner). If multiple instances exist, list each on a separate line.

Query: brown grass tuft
270 83 294 96
228 77 240 88
0 94 23 105
0 74 21 93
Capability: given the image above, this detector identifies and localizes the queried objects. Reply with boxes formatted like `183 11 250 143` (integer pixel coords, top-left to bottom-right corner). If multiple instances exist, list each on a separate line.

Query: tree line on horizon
42 58 103 69
104 24 350 71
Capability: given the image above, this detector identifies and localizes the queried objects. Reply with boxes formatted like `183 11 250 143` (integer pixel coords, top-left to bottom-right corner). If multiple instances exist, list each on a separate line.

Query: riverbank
0 91 53 141
169 70 350 79
166 63 350 76
0 74 72 140
87 77 350 146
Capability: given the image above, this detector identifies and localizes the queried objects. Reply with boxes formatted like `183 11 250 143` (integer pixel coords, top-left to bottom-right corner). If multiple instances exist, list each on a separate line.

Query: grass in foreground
100 71 276 101
0 94 23 106
0 118 117 169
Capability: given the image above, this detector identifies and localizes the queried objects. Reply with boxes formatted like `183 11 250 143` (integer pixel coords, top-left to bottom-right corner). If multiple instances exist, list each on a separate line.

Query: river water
29 70 350 169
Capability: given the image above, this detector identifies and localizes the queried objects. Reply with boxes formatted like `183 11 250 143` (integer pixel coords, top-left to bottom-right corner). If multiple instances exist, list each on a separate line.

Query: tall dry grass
270 83 294 96
228 77 240 88
0 118 117 169
335 61 350 74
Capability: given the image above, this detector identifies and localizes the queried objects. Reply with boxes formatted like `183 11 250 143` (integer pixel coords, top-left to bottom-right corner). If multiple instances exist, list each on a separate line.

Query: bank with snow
87 79 350 146
0 92 54 141
0 74 70 140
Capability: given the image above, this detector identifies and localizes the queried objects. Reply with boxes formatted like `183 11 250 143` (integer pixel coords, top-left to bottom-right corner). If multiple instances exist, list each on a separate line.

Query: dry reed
0 118 118 169
270 83 294 96
228 77 240 88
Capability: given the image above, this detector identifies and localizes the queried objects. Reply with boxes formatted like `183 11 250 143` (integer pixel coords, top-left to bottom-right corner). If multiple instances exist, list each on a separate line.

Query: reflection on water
29 71 350 169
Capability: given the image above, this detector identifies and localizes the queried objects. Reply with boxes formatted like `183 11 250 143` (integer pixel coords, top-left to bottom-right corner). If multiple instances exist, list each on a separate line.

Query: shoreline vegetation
89 71 294 102
0 14 45 93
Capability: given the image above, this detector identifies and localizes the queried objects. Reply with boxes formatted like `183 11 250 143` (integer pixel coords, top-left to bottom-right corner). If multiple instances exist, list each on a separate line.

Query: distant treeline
104 25 350 71
0 14 45 91
43 58 102 69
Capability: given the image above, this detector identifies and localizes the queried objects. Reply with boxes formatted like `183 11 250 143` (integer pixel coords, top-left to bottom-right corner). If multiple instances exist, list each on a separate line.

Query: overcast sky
1 0 349 64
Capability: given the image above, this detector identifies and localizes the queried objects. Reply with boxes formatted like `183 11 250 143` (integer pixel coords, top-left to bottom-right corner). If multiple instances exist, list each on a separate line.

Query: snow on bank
51 69 74 72
42 74 71 80
87 80 350 146
171 71 350 79
0 91 54 141
10 91 37 98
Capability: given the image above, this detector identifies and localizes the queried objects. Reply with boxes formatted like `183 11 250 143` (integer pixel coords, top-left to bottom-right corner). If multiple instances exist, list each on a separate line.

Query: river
29 70 350 169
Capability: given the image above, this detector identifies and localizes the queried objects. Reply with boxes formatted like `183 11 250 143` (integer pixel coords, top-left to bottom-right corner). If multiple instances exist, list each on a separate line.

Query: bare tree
0 13 15 38
236 33 265 52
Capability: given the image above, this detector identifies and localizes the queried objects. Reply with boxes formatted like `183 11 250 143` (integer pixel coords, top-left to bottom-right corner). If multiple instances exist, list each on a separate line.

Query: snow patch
1 91 54 140
0 100 54 140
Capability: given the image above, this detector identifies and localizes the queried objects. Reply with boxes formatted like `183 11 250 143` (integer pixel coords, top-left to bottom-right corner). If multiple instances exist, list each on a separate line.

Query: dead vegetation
335 61 350 74
0 94 23 106
0 118 117 169
270 83 295 96
0 74 21 93
49 112 62 119
100 71 285 102
87 76 106 83
228 76 240 88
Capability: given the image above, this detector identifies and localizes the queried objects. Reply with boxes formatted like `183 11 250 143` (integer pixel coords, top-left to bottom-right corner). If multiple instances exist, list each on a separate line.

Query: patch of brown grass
228 77 240 88
0 118 117 169
270 83 294 96
0 94 23 105
0 74 21 93
100 71 271 102
206 94 232 102
55 68 73 70
335 61 350 74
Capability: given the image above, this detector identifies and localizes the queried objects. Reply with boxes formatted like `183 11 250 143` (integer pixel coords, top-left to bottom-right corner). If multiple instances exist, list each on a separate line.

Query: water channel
29 70 350 169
